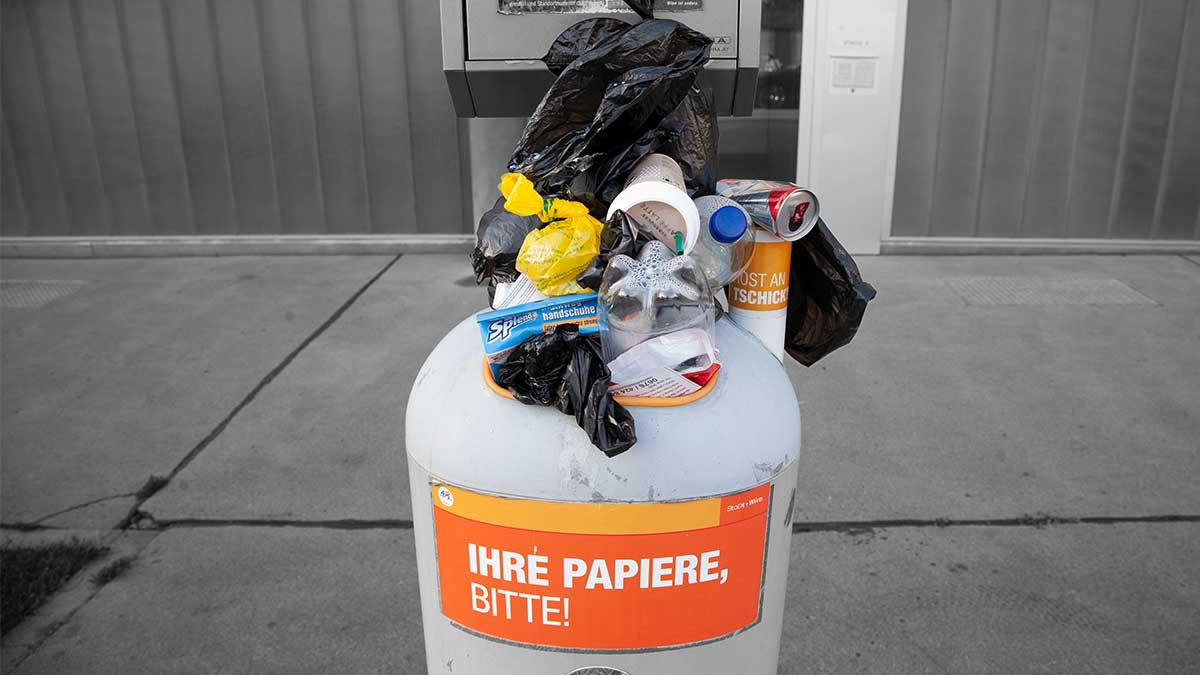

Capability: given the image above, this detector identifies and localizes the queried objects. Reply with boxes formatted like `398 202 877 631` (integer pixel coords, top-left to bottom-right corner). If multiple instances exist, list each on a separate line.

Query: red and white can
715 179 820 241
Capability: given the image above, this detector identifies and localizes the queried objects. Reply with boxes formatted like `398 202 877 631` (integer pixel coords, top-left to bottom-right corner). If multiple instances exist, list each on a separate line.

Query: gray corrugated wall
1 0 472 237
894 0 1200 240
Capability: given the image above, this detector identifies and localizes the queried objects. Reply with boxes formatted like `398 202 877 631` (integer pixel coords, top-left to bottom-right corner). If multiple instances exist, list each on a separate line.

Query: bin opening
481 358 717 408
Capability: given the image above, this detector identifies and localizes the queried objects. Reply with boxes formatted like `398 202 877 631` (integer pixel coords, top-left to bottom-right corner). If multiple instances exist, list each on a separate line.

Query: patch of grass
136 475 170 501
91 556 135 588
0 539 109 635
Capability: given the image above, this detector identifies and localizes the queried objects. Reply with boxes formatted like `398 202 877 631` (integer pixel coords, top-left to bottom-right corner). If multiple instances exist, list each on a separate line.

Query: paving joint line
155 518 414 530
108 513 1200 533
1181 253 1200 269
792 514 1200 533
115 254 403 530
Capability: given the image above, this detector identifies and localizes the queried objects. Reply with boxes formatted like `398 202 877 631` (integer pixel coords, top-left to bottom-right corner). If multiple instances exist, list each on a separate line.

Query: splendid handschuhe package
477 293 599 376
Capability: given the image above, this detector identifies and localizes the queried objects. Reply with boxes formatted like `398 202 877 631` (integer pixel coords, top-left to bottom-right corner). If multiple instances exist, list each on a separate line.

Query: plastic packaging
575 210 643 292
542 18 631 76
500 173 604 296
495 324 637 458
606 154 701 254
515 220 602 296
728 227 792 360
508 19 713 201
586 84 719 211
716 179 821 241
606 328 718 398
691 195 755 289
477 293 600 377
470 199 541 286
598 240 717 364
491 275 547 310
784 219 877 366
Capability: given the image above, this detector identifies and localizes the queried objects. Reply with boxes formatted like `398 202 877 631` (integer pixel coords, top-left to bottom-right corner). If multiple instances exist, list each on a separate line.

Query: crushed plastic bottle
598 240 717 366
691 195 755 289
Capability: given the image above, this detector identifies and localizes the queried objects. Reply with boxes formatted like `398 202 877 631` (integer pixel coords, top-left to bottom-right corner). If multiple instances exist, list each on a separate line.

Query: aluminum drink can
715 179 820 241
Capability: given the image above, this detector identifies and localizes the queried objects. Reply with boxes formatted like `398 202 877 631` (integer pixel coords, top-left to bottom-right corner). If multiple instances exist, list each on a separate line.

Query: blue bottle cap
708 205 748 244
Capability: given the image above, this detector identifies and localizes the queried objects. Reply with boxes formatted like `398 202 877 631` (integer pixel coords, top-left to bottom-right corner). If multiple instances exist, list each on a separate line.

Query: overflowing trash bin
408 5 876 673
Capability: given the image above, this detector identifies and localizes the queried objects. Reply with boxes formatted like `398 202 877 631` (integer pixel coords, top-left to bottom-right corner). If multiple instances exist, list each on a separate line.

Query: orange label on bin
431 483 772 651
728 239 791 311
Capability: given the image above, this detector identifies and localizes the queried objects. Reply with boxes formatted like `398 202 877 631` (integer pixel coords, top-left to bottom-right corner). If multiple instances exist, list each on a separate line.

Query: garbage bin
406 314 801 674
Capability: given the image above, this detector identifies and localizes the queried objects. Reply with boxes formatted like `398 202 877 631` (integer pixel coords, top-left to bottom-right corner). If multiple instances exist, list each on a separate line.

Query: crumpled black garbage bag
623 0 655 19
543 18 631 76
496 325 637 457
591 84 718 206
785 219 878 366
554 333 637 458
509 19 712 199
576 210 643 291
470 197 540 286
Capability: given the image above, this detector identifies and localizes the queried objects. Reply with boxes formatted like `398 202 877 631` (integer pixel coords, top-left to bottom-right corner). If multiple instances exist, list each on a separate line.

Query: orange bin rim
481 358 717 408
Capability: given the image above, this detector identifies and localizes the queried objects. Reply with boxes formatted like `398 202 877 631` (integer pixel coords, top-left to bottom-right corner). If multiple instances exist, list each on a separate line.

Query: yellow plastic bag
516 218 602 295
500 173 604 296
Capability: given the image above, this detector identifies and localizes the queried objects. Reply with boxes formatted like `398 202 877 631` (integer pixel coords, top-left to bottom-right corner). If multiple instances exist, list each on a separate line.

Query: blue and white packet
477 293 600 378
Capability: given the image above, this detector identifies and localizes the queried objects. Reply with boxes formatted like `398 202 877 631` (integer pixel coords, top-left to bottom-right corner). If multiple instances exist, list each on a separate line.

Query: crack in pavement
116 254 404 530
29 493 139 525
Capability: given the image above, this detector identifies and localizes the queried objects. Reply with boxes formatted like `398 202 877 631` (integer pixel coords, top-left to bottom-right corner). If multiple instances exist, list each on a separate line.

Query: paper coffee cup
607 154 700 254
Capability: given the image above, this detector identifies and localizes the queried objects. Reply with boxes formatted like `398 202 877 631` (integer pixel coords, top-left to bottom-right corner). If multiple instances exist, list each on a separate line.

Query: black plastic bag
496 325 637 457
470 197 540 285
497 324 579 406
622 0 655 20
509 19 712 198
590 85 718 206
576 210 642 291
554 334 637 458
543 18 631 76
784 220 877 366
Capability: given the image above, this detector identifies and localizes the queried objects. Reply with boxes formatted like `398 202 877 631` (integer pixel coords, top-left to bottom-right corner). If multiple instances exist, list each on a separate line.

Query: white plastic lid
606 182 700 254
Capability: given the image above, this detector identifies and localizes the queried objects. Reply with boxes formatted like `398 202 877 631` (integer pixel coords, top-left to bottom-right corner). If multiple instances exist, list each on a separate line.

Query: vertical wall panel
28 0 113 235
163 0 236 234
2 118 30 236
117 0 195 234
1156 0 1200 239
257 0 325 235
2 0 71 235
929 1 996 236
891 0 949 237
895 0 1199 241
211 0 282 235
73 0 153 236
3 0 470 237
1021 0 1093 237
976 0 1049 237
356 0 418 233
305 0 371 234
1063 0 1140 237
402 0 470 233
1111 0 1188 237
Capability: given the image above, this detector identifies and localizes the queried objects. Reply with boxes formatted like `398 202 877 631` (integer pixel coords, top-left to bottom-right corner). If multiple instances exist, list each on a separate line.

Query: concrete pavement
1 256 393 528
2 253 1199 672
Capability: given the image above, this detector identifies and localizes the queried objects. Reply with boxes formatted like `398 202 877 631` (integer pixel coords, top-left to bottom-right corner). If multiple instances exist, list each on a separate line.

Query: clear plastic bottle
691 195 755 289
598 240 716 364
